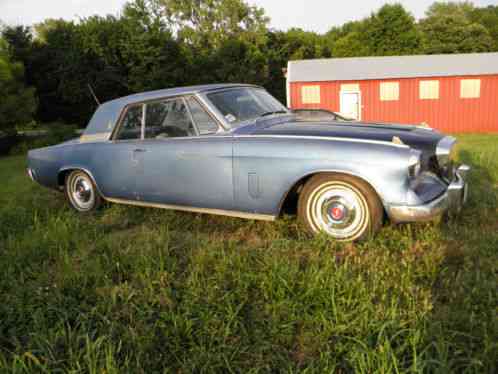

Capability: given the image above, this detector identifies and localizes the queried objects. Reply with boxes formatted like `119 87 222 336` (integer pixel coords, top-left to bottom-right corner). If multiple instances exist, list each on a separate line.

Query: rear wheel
298 173 383 241
64 170 102 212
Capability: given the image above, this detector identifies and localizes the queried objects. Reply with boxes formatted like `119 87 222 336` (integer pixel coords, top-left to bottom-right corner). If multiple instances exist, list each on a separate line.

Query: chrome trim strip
182 96 199 136
140 103 146 140
56 133 411 148
80 132 111 142
48 130 412 150
195 94 230 131
27 168 35 181
104 197 277 221
233 134 410 148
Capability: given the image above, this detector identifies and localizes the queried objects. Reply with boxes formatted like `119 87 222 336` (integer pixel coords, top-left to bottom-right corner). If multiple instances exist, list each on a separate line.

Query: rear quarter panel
28 145 70 189
28 141 125 196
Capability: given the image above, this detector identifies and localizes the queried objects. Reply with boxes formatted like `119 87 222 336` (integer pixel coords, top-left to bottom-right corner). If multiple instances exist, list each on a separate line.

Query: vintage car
27 84 470 241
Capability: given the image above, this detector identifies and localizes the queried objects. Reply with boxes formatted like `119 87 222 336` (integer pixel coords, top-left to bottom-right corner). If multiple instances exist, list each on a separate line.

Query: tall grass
0 134 496 372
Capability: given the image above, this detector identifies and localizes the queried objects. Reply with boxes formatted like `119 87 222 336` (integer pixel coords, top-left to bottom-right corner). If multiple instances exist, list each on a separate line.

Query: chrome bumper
27 167 36 181
388 165 470 223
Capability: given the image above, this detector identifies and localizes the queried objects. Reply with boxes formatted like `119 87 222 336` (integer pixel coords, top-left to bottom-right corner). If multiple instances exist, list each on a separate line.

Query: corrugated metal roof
288 53 498 82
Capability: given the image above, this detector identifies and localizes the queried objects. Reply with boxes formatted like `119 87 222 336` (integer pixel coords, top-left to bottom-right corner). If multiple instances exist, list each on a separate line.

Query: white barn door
340 91 361 120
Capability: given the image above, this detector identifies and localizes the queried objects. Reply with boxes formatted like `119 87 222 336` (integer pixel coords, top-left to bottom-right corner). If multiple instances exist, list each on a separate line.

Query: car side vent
248 173 262 199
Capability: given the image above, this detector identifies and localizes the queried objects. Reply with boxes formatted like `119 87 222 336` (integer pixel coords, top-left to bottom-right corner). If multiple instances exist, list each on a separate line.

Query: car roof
103 83 261 107
82 83 261 141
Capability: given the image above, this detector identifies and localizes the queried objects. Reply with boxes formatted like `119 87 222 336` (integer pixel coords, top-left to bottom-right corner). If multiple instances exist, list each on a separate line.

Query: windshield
206 87 288 126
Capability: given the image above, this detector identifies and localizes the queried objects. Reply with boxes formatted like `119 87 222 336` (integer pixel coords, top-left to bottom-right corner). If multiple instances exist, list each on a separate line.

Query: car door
136 96 234 211
95 104 145 200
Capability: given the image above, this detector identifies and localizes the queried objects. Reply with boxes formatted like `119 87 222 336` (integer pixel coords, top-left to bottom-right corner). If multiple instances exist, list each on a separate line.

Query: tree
326 4 421 57
1 25 33 64
29 19 98 124
363 4 421 56
332 32 371 57
25 1 187 125
420 2 494 54
262 29 331 102
121 1 185 91
468 5 498 51
0 38 37 133
156 0 269 49
325 20 366 54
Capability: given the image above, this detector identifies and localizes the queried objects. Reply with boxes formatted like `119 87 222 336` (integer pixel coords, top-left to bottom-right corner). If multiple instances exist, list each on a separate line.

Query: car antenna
87 83 101 106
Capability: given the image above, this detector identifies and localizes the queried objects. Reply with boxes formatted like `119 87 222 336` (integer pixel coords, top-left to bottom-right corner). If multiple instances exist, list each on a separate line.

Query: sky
0 0 497 33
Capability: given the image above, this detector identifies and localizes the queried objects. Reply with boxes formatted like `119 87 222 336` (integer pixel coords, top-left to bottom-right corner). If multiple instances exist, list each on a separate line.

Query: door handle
132 148 146 164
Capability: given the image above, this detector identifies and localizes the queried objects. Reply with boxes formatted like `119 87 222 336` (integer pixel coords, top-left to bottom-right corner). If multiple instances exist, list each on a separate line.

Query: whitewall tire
64 170 102 212
298 173 383 241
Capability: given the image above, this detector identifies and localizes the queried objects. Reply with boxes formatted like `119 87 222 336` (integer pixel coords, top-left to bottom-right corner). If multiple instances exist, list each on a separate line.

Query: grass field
0 134 497 373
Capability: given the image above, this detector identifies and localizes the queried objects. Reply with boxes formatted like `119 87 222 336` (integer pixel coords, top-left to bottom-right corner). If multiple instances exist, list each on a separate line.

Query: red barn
286 53 498 132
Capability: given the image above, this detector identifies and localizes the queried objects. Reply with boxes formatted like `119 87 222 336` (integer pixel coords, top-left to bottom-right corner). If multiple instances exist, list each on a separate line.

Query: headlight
436 136 457 167
408 149 422 178
436 136 457 180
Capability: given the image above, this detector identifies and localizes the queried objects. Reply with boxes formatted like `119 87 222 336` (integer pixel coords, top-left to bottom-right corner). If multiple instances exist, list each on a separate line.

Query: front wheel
298 173 383 241
65 170 102 212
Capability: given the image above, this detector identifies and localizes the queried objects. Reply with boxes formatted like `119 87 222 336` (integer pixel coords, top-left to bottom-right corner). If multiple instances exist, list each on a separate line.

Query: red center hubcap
331 206 344 220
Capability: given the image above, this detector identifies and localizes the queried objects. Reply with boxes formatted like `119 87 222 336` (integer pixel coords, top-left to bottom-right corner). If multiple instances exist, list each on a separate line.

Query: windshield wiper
259 110 288 118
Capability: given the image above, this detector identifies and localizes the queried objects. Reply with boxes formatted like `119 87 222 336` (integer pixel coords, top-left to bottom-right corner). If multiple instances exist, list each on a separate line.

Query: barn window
419 80 439 100
301 85 321 104
380 82 399 101
460 79 480 99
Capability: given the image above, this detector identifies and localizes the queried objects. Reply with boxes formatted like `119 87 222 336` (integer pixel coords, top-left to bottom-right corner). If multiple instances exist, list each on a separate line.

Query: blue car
27 84 469 241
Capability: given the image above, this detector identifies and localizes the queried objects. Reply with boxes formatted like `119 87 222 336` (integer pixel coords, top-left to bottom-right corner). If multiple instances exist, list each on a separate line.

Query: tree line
1 0 497 132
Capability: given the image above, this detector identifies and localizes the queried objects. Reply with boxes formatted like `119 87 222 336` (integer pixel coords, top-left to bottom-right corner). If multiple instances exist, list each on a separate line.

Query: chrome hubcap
323 197 355 228
70 175 94 210
308 183 368 240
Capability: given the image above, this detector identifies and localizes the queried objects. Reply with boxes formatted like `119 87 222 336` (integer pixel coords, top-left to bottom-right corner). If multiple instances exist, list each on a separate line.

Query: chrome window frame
111 94 226 142
112 103 146 142
185 95 224 135
197 87 289 129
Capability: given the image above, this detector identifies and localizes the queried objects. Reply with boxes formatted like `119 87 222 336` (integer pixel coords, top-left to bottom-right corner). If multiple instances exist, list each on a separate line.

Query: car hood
235 116 445 154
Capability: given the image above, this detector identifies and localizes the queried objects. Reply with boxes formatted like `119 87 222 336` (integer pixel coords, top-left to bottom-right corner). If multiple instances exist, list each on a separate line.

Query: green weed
0 134 496 372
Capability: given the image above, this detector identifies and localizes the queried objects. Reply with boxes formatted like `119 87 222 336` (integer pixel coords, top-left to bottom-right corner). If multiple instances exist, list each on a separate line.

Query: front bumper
387 165 470 223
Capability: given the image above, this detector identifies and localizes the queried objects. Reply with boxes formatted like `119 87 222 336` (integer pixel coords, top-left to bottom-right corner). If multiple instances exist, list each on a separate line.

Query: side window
115 105 143 140
145 99 197 139
186 97 219 135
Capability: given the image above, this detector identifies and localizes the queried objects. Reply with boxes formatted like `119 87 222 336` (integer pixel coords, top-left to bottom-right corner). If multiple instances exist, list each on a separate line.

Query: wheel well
58 169 73 188
58 168 105 198
278 171 387 218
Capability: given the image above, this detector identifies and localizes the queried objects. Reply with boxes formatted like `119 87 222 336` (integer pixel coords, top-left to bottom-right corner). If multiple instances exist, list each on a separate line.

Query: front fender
233 136 413 215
